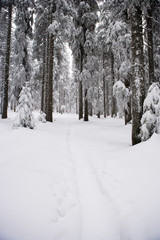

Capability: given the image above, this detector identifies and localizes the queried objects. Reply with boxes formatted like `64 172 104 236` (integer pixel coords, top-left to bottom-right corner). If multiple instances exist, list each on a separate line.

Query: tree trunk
44 32 50 116
106 81 109 116
124 78 132 125
146 6 155 85
47 33 54 122
131 5 145 145
79 80 83 119
89 102 92 116
2 3 12 119
111 51 116 117
46 5 54 122
84 88 88 121
79 43 84 120
102 52 106 118
41 36 46 112
125 99 132 125
0 0 1 15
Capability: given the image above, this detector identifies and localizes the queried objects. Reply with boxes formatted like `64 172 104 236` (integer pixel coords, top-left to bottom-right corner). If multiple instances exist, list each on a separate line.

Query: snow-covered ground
0 112 160 240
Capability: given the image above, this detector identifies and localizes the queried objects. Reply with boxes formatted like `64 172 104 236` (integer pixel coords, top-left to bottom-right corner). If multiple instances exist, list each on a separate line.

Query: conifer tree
72 0 98 121
13 83 35 129
11 0 34 109
141 82 160 141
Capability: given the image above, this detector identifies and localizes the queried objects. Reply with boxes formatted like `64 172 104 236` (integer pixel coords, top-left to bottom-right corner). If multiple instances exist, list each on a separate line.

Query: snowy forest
0 0 160 240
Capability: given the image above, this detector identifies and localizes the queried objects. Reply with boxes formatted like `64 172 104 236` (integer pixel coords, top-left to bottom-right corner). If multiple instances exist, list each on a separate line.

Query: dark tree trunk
111 51 116 117
2 3 12 119
124 78 132 125
46 6 54 122
41 37 46 112
78 43 84 120
106 81 109 116
89 102 92 116
47 33 54 122
131 5 145 145
23 44 29 82
146 6 155 85
0 0 1 15
79 80 83 119
44 32 50 116
102 52 106 118
97 87 100 118
124 99 132 125
84 88 88 121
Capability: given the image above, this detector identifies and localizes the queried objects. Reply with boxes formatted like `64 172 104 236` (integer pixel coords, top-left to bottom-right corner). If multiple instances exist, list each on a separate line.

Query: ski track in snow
66 119 120 240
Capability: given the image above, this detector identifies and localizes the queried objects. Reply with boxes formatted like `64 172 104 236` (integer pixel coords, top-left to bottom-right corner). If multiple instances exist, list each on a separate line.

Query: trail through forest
67 119 121 240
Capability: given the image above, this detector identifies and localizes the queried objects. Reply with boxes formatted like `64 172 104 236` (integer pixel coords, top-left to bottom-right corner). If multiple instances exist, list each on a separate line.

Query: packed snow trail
68 124 120 240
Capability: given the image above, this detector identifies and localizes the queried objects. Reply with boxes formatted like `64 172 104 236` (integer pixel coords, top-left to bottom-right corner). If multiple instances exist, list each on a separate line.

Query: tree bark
0 0 1 15
111 51 116 117
84 88 88 121
79 44 84 120
102 52 106 118
131 5 145 145
89 102 92 116
124 78 132 125
146 6 155 85
106 81 109 116
2 3 12 119
41 36 46 112
46 4 54 122
79 80 83 119
44 32 50 116
47 32 54 122
124 99 132 125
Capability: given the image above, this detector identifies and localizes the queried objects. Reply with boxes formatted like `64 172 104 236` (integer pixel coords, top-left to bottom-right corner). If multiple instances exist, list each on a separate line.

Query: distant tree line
0 0 160 145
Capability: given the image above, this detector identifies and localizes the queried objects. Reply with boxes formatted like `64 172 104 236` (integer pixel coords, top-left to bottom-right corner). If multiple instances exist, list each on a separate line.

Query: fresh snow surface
0 112 160 240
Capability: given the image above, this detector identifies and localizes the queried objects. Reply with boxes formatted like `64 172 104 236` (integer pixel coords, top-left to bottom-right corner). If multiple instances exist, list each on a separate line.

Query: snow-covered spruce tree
72 0 88 120
72 0 98 121
13 84 35 129
54 42 76 113
141 82 160 141
113 80 130 121
11 0 34 110
83 4 98 121
34 0 73 121
33 0 50 113
72 0 98 120
98 1 131 119
96 3 110 118
48 0 75 114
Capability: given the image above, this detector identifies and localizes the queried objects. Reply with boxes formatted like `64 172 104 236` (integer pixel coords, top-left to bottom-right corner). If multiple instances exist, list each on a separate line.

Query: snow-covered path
66 119 121 240
0 113 160 240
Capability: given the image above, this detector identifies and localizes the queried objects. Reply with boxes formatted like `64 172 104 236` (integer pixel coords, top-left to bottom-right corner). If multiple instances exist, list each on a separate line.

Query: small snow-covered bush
61 105 66 114
39 111 46 123
141 82 160 141
113 80 129 117
13 85 35 129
